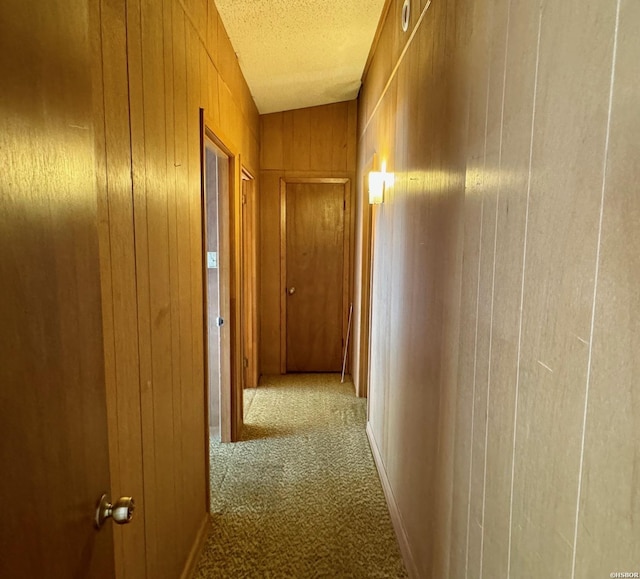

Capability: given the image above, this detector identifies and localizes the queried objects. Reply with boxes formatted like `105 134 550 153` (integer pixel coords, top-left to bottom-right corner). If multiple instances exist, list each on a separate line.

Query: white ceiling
215 0 386 114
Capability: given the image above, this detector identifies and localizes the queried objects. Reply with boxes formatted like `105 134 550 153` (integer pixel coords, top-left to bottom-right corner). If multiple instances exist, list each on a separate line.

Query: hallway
194 375 407 578
2 0 639 576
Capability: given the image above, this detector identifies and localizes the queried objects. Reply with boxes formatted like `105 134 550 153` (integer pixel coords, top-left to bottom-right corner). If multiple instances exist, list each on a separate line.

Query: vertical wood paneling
291 108 312 171
93 0 147 575
385 21 437 574
444 3 482 574
93 0 260 575
427 1 465 574
358 0 639 576
282 110 295 170
192 0 206 40
480 1 539 576
259 172 282 374
216 15 240 97
206 59 220 129
466 0 507 574
163 0 189 569
309 105 335 171
330 103 349 172
574 2 640 573
205 0 218 64
347 100 358 177
171 2 192 564
123 0 161 574
509 2 616 576
185 22 205 552
141 0 181 573
260 114 284 173
449 177 482 579
259 101 357 375
218 80 236 141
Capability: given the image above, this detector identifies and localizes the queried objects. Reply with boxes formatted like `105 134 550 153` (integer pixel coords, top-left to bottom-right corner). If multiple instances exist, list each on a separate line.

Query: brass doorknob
95 494 135 529
288 287 296 295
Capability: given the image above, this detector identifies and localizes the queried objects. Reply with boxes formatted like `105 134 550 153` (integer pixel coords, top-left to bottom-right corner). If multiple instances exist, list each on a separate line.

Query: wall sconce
368 166 394 205
368 171 385 204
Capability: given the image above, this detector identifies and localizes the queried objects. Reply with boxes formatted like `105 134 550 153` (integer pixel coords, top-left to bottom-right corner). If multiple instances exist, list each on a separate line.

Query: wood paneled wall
356 0 639 577
259 102 357 374
93 0 259 576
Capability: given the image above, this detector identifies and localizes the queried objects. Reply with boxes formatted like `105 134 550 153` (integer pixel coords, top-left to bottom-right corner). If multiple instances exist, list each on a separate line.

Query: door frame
199 111 243 452
357 156 377 400
279 177 351 374
241 169 259 389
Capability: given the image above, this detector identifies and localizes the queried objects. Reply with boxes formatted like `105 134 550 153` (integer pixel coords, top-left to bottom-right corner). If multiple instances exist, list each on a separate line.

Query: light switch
207 251 218 269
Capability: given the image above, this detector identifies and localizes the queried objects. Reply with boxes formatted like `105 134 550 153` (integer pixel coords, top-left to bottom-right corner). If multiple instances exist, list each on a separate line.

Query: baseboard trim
180 514 209 579
366 423 420 578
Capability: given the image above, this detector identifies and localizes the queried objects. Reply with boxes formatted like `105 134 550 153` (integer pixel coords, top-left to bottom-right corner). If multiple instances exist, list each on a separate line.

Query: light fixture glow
368 166 394 205
368 171 385 204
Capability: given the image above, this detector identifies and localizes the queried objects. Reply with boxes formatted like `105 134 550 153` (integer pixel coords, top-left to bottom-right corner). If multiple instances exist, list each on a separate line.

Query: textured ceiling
215 0 386 114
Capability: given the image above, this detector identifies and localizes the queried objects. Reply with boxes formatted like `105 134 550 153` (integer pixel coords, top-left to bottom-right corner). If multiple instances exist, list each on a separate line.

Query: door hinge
243 357 249 368
242 193 247 205
343 198 346 210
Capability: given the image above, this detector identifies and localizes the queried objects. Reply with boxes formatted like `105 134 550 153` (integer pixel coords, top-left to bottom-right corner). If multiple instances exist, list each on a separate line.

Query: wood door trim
279 179 287 374
342 180 352 373
280 177 351 374
358 155 376 399
247 173 260 387
201 111 242 455
232 155 243 440
360 204 373 399
240 170 258 389
282 177 350 184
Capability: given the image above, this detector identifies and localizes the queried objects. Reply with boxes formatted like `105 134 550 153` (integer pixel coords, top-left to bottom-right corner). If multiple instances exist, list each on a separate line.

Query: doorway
357 162 377 400
280 178 351 373
203 135 232 442
241 171 258 392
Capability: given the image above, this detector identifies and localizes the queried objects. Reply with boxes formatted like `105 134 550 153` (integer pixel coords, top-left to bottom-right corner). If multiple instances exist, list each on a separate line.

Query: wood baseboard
180 515 209 579
366 423 420 578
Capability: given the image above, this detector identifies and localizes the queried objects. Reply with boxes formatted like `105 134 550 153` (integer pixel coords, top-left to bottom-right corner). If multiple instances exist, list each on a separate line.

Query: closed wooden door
0 0 115 575
284 181 347 372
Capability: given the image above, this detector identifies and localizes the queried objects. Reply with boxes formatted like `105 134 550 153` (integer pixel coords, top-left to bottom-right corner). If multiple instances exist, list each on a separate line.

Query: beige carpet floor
193 373 408 578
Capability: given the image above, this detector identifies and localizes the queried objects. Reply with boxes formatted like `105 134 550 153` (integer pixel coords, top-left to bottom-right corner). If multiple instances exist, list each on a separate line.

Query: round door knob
288 287 296 295
95 494 135 529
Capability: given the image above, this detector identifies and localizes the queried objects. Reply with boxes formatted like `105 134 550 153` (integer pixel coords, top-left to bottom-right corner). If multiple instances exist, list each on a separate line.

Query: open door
201 117 243 445
0 0 116 575
203 135 232 442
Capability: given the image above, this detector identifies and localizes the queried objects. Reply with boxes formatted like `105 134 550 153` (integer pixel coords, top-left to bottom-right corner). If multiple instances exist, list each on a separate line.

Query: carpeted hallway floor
193 374 408 578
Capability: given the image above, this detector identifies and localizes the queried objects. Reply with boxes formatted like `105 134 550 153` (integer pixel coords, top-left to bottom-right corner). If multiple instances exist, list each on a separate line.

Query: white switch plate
207 251 218 269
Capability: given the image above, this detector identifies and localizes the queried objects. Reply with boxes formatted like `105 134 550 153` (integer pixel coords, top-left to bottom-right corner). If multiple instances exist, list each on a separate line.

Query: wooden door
0 0 115 576
283 181 348 372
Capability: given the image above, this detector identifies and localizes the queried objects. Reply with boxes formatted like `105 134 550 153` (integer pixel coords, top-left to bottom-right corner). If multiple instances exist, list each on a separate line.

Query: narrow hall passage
194 374 407 578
